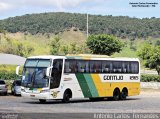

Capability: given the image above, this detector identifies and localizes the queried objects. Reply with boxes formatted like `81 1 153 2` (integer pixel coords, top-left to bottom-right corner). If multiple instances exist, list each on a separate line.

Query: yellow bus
16 55 140 103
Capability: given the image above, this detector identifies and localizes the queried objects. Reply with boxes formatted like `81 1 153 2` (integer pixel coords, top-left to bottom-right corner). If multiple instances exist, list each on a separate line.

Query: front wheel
62 91 71 103
39 99 46 103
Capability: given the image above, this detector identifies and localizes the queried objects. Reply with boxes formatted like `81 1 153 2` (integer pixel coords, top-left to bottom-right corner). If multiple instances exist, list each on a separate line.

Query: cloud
0 0 105 11
0 2 13 11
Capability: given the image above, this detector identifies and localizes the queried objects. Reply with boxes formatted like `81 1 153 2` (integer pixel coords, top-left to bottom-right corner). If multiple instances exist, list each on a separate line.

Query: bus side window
69 60 77 73
113 61 122 73
64 61 71 73
122 62 127 73
90 61 101 73
77 60 89 73
131 62 139 73
64 60 77 73
102 61 110 73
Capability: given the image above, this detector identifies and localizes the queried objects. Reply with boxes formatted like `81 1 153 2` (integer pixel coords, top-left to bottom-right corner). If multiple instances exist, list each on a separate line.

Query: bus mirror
46 67 51 77
16 65 21 76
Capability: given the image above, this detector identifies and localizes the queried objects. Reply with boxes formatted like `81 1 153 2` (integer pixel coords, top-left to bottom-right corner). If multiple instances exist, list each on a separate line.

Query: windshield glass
15 80 21 86
0 80 5 84
22 59 51 88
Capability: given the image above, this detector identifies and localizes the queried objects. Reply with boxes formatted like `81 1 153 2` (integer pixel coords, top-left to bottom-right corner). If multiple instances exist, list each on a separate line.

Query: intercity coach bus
16 55 140 103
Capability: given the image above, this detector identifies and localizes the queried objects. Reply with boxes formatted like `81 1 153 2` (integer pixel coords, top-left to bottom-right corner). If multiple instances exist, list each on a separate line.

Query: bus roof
27 55 139 62
28 55 65 59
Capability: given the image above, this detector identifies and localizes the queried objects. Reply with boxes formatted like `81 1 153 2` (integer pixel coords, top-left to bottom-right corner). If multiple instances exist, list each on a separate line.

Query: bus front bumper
21 92 51 100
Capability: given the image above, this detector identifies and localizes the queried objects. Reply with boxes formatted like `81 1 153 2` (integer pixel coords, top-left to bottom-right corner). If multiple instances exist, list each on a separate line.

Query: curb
141 82 160 89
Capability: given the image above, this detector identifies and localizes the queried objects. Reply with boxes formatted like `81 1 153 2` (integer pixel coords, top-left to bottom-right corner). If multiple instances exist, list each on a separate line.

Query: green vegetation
50 36 90 55
0 29 87 57
141 74 160 82
87 34 124 55
0 37 34 57
0 12 160 39
138 44 160 75
0 65 22 80
50 37 61 55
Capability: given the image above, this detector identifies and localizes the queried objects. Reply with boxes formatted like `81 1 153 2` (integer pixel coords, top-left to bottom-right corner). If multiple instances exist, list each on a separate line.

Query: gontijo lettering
104 75 123 80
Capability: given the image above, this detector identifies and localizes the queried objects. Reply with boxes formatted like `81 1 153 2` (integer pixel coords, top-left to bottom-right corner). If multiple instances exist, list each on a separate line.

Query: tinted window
64 59 139 74
102 61 112 73
112 61 122 73
131 62 139 73
77 60 89 73
0 80 5 84
64 60 77 73
90 60 101 73
15 80 21 86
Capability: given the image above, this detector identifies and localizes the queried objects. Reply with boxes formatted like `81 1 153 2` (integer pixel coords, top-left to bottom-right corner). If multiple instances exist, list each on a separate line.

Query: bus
16 55 140 103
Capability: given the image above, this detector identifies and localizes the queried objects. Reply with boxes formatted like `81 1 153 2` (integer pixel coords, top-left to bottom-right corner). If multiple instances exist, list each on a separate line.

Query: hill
0 12 160 39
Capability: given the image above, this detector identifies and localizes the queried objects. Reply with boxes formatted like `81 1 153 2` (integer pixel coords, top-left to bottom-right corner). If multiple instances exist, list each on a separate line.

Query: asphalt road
0 91 160 114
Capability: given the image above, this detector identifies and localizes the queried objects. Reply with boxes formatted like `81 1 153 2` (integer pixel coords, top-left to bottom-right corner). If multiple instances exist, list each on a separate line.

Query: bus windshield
22 59 51 88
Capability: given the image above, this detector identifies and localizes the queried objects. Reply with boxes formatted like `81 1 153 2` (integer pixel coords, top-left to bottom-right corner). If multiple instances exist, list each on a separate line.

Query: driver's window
50 59 63 89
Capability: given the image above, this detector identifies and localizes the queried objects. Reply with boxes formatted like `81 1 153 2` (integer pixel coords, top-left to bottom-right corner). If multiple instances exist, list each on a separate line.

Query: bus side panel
62 74 84 98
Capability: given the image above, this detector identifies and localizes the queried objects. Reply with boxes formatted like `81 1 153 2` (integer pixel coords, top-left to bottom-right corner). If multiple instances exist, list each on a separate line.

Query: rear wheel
120 88 128 100
113 89 120 101
39 99 46 103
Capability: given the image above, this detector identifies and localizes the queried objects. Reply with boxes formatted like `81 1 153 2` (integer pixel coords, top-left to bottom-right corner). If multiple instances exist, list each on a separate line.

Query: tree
62 45 69 55
155 40 160 46
50 37 60 55
86 34 124 56
138 44 160 75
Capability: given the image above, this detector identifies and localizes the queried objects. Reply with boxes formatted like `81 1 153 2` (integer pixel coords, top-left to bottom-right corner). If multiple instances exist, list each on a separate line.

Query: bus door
50 59 63 89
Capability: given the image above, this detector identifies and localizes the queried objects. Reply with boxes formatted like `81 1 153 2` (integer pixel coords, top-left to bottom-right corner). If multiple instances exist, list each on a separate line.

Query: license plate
30 95 35 97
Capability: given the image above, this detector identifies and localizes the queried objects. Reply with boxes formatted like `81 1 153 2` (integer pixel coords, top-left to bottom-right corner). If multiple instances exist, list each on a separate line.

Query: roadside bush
141 74 160 82
0 72 18 80
0 65 22 80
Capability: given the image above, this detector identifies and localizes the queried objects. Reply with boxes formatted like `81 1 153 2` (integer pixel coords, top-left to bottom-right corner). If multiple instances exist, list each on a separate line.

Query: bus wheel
39 99 46 103
62 90 72 103
113 88 120 101
120 88 128 100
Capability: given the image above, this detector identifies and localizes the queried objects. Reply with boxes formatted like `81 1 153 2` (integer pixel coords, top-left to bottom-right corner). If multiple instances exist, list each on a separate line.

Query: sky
0 0 160 20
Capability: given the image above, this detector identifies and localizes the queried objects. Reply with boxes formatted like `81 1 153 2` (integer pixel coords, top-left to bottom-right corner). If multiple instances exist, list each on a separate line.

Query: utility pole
87 13 89 38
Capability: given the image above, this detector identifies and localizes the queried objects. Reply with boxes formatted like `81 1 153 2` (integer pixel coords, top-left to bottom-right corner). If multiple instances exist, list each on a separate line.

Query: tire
113 89 120 101
13 90 16 96
120 89 128 100
4 92 7 96
62 90 71 103
39 99 46 103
